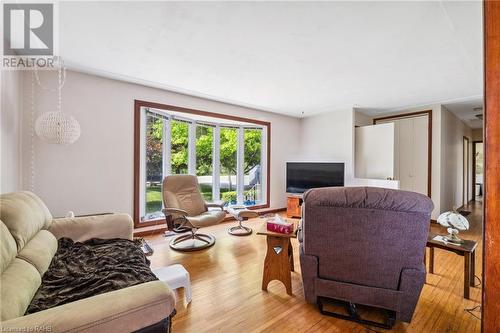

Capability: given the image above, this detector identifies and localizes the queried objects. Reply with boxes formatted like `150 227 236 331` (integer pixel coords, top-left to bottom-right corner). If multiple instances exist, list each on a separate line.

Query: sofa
0 191 176 333
299 187 433 326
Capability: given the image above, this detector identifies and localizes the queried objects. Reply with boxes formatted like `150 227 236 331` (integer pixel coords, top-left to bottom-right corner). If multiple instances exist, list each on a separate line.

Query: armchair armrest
205 200 226 210
49 213 133 242
0 281 175 333
162 208 190 231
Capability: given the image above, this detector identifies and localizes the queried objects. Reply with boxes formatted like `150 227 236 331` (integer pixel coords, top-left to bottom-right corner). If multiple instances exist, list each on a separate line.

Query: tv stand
286 194 303 218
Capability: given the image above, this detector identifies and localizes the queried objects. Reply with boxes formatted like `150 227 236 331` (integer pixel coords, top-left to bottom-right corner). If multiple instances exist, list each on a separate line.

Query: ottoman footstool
153 264 192 304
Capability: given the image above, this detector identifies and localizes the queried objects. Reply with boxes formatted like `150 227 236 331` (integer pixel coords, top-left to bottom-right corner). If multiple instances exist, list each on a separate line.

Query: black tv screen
286 162 344 193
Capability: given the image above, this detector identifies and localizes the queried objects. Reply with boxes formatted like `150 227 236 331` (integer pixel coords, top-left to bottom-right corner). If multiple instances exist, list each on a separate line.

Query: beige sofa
0 191 176 333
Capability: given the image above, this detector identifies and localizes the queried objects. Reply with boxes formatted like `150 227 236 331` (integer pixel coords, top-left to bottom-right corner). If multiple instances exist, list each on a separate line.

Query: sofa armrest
49 213 133 242
0 281 175 333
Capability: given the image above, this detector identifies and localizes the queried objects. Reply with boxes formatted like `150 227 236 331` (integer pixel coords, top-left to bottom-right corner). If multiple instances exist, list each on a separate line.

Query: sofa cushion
0 192 53 251
17 230 57 275
0 221 17 275
0 258 41 321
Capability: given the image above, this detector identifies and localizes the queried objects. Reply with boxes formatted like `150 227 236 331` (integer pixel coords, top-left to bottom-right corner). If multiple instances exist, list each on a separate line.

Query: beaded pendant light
35 60 81 145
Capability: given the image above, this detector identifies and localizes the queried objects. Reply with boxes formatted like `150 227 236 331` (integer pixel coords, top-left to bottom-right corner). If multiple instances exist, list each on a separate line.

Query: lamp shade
35 111 81 145
437 211 469 231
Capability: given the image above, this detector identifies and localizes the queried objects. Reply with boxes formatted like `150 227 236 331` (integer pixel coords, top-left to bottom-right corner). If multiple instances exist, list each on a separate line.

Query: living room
1 1 499 333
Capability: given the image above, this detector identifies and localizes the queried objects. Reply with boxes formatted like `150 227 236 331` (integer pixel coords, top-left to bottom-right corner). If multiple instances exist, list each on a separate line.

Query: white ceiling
443 98 483 129
59 1 483 118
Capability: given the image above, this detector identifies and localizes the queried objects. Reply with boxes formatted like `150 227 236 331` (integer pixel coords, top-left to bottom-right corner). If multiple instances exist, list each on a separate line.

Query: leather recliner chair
162 175 226 251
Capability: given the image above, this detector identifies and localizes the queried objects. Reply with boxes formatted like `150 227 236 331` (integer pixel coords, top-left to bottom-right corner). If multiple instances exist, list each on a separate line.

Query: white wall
440 105 473 211
1 70 23 193
22 70 301 217
472 128 483 141
298 109 355 181
355 123 395 179
354 110 373 127
297 109 399 190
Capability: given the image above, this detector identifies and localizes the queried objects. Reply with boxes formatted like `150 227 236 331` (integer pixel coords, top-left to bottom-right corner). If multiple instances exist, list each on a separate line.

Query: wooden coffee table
425 233 478 299
257 220 297 295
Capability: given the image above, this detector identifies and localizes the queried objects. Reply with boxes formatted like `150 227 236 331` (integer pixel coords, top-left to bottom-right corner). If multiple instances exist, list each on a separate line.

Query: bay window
135 100 270 225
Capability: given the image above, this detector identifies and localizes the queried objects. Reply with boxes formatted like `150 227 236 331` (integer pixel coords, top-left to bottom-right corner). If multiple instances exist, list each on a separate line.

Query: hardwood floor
144 202 483 333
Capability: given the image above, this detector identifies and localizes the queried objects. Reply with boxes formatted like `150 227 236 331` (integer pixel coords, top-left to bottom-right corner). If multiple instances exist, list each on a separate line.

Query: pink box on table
266 218 294 234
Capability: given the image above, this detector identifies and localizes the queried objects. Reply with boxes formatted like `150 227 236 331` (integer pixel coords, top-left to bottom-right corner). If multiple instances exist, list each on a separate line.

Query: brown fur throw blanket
26 238 158 314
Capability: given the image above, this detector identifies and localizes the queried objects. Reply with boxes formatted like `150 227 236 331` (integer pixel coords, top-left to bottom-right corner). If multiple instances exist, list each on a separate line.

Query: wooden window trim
134 99 271 227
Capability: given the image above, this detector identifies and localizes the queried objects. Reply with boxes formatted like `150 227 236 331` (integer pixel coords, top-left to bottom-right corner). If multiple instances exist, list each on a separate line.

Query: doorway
472 141 483 202
463 136 470 208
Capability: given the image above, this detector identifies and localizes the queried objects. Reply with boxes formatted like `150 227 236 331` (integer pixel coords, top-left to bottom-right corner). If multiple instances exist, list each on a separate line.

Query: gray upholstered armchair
299 187 433 328
162 175 226 251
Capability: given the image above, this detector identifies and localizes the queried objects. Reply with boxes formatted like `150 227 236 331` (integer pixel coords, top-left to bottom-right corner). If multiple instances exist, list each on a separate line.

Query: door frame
373 110 433 197
483 1 500 331
463 136 470 208
472 140 483 202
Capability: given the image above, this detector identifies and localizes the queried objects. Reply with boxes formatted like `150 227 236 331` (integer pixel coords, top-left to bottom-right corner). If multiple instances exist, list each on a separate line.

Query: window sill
134 205 284 231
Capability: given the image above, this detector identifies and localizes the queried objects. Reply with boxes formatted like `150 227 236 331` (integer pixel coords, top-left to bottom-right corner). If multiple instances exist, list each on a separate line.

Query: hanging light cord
30 71 36 192
33 56 66 92
58 63 62 112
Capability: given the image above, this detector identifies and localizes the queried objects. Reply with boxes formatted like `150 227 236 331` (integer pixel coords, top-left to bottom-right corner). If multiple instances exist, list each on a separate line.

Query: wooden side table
425 233 478 299
257 221 297 295
286 195 302 218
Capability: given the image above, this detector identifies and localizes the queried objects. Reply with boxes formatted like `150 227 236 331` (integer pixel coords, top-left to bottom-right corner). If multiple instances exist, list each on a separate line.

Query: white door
378 115 429 195
397 118 414 191
412 116 429 195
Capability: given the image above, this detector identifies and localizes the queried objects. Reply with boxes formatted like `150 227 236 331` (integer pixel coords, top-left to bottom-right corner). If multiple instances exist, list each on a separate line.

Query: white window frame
139 106 269 222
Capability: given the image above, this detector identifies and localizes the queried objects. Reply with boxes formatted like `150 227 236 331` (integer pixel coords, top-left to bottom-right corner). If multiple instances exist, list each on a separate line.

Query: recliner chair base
228 224 252 236
169 233 216 251
317 296 396 330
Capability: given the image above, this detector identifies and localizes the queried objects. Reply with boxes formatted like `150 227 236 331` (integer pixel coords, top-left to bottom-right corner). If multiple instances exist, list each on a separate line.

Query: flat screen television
286 162 344 194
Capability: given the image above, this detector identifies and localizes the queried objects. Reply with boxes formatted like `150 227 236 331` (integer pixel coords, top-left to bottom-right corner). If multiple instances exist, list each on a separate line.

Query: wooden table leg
464 253 471 299
470 250 476 287
424 248 427 283
429 247 435 274
288 239 294 272
262 236 293 295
